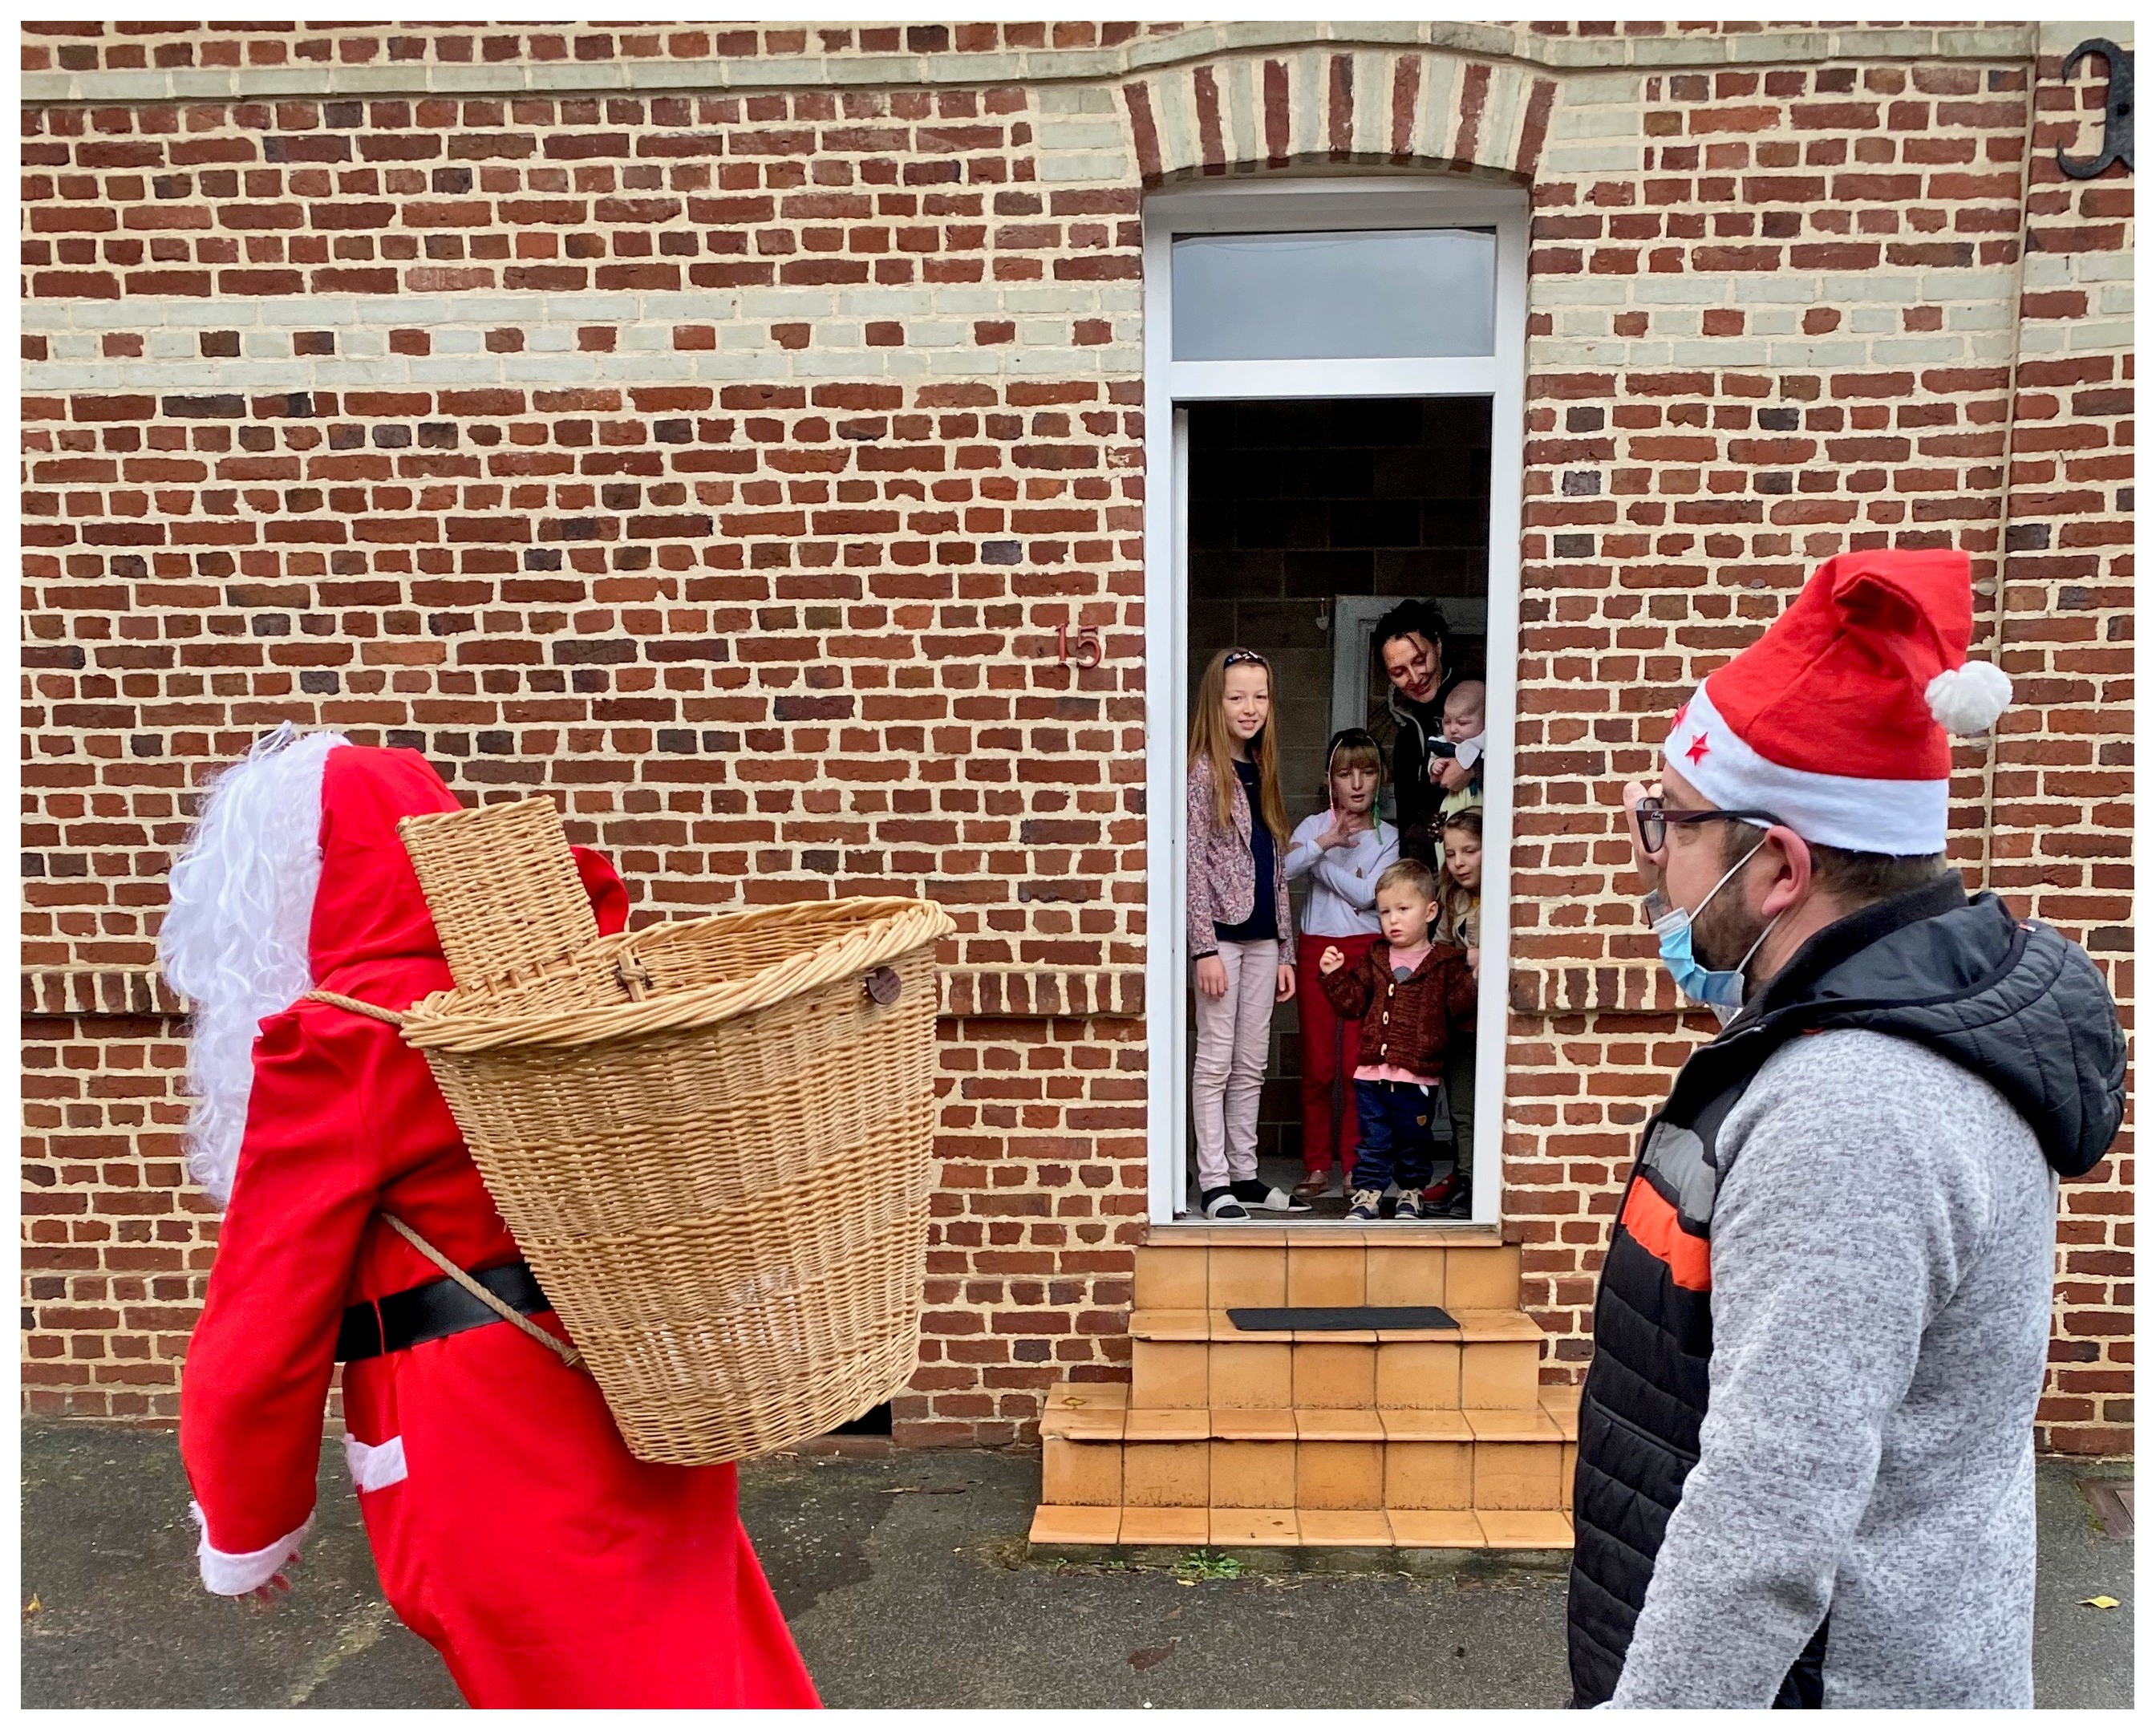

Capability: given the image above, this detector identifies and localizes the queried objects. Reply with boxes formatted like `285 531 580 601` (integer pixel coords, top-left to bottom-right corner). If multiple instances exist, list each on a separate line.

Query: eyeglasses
1633 795 1785 856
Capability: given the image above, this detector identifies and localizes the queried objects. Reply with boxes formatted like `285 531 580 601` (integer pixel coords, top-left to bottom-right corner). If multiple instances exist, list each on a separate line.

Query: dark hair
1718 822 1955 907
1373 598 1451 664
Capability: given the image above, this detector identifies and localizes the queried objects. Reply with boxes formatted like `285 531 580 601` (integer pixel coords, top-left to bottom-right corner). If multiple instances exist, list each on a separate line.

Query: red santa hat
1660 549 2011 857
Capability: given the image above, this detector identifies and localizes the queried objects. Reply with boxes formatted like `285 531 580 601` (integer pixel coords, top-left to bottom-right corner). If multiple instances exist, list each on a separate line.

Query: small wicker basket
393 797 954 1465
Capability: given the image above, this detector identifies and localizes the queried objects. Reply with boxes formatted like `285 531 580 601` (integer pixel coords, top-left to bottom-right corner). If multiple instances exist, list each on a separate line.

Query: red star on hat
1685 731 1710 764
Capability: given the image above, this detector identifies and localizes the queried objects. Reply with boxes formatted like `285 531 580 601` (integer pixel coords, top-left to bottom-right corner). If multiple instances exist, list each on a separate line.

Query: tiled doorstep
1128 1307 1546 1343
1027 1506 1574 1550
1036 1388 1582 1441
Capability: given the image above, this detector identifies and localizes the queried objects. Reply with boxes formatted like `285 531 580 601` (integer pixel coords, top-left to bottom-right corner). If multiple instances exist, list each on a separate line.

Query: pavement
20 1421 2134 1709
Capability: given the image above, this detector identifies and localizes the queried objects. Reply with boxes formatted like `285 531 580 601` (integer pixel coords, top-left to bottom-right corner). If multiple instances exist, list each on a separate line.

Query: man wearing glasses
1564 550 2125 1709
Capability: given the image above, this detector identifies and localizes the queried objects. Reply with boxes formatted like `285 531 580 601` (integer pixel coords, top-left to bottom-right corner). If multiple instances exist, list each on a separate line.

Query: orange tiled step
1129 1313 1548 1412
1027 1506 1574 1551
1133 1241 1522 1312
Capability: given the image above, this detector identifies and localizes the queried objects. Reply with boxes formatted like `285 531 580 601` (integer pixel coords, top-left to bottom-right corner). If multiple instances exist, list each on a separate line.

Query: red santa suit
176 743 818 1709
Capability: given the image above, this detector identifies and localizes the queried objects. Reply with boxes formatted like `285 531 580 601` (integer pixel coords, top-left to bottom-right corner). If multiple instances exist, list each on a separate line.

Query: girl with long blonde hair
1185 647 1304 1220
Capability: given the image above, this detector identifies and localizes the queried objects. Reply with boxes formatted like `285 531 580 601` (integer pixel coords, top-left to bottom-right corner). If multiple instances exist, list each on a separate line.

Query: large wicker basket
394 797 954 1465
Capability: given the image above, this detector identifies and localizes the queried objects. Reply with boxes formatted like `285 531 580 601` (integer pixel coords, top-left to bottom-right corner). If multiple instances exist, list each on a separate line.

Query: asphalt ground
19 1422 2134 1709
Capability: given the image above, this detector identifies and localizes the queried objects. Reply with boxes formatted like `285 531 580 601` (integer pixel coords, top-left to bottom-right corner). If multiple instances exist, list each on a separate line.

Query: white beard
159 724 349 1208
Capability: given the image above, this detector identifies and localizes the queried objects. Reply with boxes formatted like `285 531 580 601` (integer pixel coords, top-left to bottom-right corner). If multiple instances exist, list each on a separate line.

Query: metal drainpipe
1976 30 2041 894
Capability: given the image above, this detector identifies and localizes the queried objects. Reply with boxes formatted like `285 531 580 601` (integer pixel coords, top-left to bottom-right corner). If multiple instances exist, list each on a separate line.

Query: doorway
1141 179 1527 1227
1184 398 1490 1216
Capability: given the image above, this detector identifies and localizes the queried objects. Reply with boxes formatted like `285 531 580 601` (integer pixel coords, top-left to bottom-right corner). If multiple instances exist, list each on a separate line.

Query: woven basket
393 799 954 1465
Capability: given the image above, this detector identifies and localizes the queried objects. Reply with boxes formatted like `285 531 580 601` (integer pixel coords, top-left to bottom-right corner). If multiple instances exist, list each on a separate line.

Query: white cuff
343 1433 408 1492
1457 735 1485 771
191 1502 312 1596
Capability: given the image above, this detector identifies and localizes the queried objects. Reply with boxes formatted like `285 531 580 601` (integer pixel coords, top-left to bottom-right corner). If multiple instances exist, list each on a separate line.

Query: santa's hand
245 1572 294 1612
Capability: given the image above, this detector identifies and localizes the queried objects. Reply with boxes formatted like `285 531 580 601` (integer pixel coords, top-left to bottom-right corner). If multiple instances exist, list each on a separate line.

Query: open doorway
1183 398 1492 1218
1140 177 1526 1229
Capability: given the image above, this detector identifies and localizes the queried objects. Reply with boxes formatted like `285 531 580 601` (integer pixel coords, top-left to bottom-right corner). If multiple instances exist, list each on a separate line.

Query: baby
1435 679 1486 817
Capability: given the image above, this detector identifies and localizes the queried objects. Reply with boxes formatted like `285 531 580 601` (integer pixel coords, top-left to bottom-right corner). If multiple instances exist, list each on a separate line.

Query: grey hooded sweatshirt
1599 886 2126 1708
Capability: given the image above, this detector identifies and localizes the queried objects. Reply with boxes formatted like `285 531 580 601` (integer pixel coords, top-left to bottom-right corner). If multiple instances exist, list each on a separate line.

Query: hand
1318 946 1344 975
244 1572 294 1612
1436 756 1473 793
1466 945 1481 979
1315 811 1352 851
1275 963 1296 1003
1195 955 1228 999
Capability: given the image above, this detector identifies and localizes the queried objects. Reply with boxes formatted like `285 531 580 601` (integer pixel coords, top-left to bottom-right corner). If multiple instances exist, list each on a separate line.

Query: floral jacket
1186 754 1294 959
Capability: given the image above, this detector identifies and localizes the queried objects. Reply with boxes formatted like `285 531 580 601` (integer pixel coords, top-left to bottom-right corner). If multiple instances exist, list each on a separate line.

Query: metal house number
2057 39 2134 180
1055 623 1104 668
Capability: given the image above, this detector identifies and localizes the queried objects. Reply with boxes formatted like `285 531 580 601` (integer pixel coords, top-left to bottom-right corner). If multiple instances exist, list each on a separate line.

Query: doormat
1226 1306 1457 1332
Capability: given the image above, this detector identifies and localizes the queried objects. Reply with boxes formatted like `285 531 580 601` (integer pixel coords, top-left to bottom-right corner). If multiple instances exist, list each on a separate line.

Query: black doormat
1226 1305 1457 1332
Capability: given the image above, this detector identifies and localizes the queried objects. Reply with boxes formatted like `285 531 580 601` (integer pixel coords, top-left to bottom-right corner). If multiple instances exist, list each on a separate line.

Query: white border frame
1144 177 1529 1227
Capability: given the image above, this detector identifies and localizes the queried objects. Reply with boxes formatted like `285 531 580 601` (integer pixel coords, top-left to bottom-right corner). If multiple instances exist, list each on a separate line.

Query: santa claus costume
164 729 819 1709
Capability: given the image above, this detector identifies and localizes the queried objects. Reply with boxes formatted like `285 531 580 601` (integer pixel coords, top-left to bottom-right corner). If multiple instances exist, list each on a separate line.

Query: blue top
1214 757 1279 943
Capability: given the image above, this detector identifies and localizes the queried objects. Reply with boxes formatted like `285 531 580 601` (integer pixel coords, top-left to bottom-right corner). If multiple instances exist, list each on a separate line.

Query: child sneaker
1345 1188 1384 1223
1393 1187 1424 1222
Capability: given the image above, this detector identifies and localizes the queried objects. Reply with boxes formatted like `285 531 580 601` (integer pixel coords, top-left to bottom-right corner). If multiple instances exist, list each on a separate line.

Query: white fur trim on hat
1926 659 2012 736
1663 682 1947 856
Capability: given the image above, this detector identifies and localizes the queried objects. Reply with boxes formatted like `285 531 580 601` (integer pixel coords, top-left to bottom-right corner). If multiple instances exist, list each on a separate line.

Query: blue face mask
1651 841 1777 1025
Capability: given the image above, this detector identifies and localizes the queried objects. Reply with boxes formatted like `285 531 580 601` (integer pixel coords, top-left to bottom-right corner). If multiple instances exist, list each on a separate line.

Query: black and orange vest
1566 876 1959 1708
1564 873 2125 1708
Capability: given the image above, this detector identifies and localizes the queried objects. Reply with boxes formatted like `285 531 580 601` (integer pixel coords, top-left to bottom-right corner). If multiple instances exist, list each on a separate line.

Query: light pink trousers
1190 937 1280 1194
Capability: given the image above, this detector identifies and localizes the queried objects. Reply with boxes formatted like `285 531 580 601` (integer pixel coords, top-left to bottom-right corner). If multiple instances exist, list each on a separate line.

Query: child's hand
1319 946 1344 975
1466 945 1481 979
1275 963 1296 1003
1195 955 1229 999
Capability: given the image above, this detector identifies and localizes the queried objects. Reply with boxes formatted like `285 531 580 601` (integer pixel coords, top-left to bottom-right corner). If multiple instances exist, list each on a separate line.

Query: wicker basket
393 798 954 1465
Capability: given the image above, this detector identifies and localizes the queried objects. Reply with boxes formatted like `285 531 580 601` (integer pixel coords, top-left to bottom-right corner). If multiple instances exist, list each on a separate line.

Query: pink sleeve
1186 760 1216 959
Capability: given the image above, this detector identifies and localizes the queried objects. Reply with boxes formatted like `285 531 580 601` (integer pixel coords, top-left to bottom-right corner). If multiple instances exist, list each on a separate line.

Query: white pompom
1926 659 2012 735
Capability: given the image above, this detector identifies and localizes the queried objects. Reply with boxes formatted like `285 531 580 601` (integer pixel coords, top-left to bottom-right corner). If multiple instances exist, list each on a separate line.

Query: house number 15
1056 624 1104 667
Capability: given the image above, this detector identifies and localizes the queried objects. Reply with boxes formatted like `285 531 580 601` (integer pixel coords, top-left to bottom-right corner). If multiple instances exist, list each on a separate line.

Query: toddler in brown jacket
1319 859 1477 1222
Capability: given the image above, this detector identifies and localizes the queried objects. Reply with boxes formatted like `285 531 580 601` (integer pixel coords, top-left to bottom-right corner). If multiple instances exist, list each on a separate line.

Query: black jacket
1566 875 2126 1707
1387 671 1463 866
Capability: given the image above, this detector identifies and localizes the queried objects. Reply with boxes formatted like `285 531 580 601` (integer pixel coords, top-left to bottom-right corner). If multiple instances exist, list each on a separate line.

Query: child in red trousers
1283 728 1400 1202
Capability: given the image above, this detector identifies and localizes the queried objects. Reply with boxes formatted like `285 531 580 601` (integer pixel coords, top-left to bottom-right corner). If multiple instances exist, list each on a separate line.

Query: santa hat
1661 549 2011 857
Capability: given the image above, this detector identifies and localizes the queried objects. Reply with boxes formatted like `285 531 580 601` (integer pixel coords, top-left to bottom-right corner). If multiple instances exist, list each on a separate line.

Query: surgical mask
1651 841 1778 1026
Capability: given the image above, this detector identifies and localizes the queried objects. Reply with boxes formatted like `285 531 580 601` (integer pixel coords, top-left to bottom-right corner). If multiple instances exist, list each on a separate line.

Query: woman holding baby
1373 598 1484 869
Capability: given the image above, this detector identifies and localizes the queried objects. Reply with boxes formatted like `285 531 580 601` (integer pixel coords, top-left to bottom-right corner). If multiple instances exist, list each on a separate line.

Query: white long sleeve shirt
1283 813 1399 939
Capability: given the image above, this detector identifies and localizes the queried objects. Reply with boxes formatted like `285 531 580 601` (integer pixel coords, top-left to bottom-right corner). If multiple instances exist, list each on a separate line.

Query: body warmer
1567 874 2125 1709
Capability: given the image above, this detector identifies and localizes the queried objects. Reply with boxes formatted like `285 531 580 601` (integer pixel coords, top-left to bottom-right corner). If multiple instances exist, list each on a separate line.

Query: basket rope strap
304 989 407 1027
378 1212 585 1373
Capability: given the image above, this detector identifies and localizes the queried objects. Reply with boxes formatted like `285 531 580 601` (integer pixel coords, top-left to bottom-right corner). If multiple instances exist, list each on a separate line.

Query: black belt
336 1262 553 1363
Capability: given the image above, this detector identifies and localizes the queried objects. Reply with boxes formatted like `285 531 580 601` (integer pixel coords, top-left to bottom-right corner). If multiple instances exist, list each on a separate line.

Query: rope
304 989 407 1028
378 1212 585 1372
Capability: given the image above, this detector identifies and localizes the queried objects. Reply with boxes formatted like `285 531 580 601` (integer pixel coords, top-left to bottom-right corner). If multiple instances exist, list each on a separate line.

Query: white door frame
1143 176 1530 1226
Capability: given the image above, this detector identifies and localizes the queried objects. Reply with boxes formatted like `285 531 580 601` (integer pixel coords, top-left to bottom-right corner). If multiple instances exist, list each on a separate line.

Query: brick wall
22 20 2132 1453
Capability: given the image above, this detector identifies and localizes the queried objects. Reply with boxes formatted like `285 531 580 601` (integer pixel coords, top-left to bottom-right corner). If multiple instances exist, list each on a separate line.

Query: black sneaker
1230 1178 1312 1214
1345 1188 1384 1223
1393 1187 1424 1221
1201 1186 1250 1222
1443 1182 1471 1221
1420 1173 1461 1219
